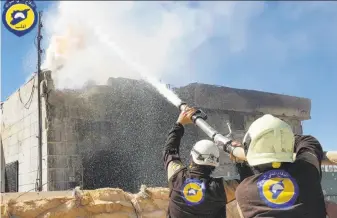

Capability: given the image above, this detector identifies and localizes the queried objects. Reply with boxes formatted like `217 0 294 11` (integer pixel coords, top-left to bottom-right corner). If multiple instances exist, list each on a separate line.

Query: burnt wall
46 76 306 192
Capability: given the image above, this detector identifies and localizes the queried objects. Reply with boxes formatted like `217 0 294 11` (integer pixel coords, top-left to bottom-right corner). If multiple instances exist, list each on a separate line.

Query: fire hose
178 102 337 165
179 103 246 161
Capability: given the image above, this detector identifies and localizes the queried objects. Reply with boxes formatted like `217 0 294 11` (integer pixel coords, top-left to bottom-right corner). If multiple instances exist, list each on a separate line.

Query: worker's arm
223 179 240 203
222 162 255 203
163 122 185 181
294 135 324 175
236 162 255 182
163 107 196 181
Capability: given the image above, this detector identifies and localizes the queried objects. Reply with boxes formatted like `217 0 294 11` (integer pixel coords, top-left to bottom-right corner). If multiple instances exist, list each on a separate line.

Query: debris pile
1 186 241 218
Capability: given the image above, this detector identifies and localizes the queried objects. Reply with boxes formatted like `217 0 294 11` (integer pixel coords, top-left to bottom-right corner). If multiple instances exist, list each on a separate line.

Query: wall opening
5 160 18 192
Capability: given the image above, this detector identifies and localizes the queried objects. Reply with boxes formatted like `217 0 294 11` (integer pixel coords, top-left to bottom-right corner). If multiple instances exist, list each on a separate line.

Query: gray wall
1 76 48 192
322 165 337 203
45 76 306 192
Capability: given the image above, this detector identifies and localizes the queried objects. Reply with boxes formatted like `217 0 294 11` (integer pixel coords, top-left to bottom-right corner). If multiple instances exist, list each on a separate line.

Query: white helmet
243 114 295 166
190 140 220 167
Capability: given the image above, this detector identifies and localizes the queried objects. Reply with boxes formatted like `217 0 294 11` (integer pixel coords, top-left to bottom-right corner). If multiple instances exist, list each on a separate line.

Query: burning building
1 70 320 192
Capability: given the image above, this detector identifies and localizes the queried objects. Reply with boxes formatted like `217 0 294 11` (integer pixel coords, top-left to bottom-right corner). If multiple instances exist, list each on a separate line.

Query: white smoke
42 1 265 89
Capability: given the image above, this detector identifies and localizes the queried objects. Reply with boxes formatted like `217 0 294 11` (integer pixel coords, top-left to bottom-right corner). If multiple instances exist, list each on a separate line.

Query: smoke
42 1 265 89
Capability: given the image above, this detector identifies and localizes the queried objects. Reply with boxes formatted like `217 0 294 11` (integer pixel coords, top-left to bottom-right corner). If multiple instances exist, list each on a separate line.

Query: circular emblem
257 170 299 209
2 0 38 37
181 178 205 206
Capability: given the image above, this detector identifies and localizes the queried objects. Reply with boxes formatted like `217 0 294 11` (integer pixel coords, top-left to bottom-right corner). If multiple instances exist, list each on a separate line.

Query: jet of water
88 22 183 108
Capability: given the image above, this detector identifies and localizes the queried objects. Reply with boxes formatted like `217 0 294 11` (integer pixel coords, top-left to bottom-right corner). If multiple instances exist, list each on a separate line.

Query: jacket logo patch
257 170 299 209
181 178 205 206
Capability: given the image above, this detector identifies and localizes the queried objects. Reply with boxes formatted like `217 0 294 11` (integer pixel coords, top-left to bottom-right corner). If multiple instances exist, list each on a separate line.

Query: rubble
1 186 241 218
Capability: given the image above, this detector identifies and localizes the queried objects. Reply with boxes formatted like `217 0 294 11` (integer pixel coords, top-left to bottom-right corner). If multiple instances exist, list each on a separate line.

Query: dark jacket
163 123 238 218
236 135 326 218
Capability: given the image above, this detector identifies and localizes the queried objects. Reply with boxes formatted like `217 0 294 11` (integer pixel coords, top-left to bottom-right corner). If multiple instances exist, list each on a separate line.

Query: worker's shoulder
237 173 260 187
294 134 320 143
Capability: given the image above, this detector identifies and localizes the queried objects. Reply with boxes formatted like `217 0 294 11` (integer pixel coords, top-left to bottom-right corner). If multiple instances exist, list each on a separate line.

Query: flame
44 24 86 69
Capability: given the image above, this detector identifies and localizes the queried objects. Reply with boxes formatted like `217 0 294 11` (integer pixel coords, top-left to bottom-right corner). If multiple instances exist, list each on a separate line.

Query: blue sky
1 1 337 150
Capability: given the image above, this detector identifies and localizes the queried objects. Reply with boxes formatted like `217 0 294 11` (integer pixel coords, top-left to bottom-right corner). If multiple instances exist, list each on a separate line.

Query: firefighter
163 106 242 218
235 114 326 218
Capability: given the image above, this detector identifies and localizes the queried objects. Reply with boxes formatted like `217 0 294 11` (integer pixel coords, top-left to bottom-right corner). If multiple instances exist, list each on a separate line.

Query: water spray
85 21 337 165
84 22 245 160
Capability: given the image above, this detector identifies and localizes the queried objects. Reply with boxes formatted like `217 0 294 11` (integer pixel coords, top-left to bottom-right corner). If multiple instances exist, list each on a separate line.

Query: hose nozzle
178 102 187 111
178 102 207 123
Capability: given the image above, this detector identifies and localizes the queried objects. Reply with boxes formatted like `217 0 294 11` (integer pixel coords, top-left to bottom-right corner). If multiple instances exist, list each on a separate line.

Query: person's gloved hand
228 141 245 163
177 107 196 126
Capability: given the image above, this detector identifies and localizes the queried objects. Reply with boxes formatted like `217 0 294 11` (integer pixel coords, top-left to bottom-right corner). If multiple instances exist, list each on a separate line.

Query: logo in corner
2 0 38 37
181 178 205 206
257 170 299 209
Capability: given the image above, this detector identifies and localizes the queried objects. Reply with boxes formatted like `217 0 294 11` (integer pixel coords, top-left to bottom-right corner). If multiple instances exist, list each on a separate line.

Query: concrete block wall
44 78 308 192
321 165 337 203
244 114 302 135
0 73 310 193
1 76 48 192
43 74 83 191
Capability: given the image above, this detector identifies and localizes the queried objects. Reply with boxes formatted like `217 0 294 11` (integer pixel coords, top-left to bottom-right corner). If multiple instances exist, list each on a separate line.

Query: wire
13 181 49 201
18 74 36 109
18 29 40 110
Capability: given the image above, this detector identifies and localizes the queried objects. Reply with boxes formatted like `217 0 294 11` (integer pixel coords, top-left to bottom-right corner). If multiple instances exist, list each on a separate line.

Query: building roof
175 83 311 120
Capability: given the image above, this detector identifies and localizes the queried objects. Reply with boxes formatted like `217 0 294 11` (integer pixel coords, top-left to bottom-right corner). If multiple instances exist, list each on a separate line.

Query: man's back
236 135 326 218
168 167 227 218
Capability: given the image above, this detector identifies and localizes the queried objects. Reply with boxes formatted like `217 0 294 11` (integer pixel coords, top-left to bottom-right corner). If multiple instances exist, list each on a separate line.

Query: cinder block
8 144 19 156
47 142 65 155
51 118 63 127
68 155 82 168
24 116 31 128
19 183 36 192
8 136 14 146
65 143 78 155
21 138 31 153
47 129 62 142
17 129 24 141
19 173 26 185
68 106 79 118
19 161 31 174
48 168 65 182
47 155 69 168
48 181 69 191
30 156 39 171
10 123 20 136
65 132 77 142
23 127 31 140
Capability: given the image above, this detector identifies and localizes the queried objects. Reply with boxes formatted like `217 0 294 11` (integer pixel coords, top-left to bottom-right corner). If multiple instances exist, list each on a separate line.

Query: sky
1 1 337 150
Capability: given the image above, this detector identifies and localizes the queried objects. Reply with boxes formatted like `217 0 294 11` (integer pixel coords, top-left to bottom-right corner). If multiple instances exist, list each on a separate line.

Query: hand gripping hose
179 103 246 161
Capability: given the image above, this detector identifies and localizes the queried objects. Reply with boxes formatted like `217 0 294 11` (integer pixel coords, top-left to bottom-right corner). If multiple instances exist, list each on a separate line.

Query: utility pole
36 11 43 192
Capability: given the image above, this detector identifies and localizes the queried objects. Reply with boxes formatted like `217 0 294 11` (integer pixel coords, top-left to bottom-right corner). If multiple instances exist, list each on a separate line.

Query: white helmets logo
191 140 220 167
